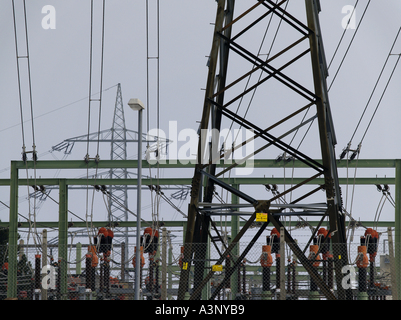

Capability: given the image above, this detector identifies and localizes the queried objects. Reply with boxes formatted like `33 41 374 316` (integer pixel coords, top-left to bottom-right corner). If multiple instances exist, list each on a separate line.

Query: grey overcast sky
0 1 400 246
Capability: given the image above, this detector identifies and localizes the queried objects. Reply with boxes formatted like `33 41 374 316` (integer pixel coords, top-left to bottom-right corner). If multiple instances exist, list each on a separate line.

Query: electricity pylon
178 0 351 300
51 83 171 274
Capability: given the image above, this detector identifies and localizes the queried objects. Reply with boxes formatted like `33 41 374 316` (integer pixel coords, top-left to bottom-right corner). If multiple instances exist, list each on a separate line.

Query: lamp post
128 98 145 300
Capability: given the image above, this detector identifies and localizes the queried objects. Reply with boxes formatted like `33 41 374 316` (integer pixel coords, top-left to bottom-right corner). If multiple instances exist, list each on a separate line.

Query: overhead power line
359 53 401 144
339 26 401 160
328 0 371 92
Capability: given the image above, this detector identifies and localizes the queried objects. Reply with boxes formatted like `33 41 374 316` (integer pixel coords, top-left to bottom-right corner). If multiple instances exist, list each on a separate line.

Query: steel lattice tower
108 83 129 249
178 0 351 300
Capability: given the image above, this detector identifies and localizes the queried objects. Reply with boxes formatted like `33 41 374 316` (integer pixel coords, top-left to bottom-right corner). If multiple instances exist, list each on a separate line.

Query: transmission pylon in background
178 0 351 300
51 83 171 275
108 83 129 254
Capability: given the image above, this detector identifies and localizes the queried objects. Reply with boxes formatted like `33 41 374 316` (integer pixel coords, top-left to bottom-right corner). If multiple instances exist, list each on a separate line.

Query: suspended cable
374 194 387 230
12 0 41 253
327 0 359 70
359 53 401 145
85 0 107 246
340 39 401 228
146 0 162 232
97 185 152 226
0 84 117 135
350 27 401 145
387 192 396 208
328 0 371 92
96 0 106 158
86 0 95 160
12 0 26 154
22 0 36 154
85 0 95 246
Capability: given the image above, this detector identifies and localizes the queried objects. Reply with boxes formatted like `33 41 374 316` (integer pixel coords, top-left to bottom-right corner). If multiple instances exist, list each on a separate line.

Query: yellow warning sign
256 212 268 222
182 262 188 270
212 265 223 272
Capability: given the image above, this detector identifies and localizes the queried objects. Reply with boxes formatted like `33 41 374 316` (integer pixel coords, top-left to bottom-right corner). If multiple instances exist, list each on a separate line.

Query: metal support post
134 107 143 300
85 254 95 298
76 242 82 275
231 184 240 298
275 254 280 296
104 256 110 297
388 227 397 300
100 260 105 293
121 242 125 282
262 266 271 299
34 254 41 300
395 159 401 299
168 244 173 299
358 267 368 300
280 227 286 300
7 161 18 299
56 259 61 300
42 230 48 300
58 179 68 299
161 228 167 300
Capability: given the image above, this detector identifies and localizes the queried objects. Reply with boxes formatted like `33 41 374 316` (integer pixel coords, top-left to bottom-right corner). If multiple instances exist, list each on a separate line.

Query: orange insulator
260 245 273 267
88 245 97 255
317 227 331 239
132 246 145 268
98 227 108 236
310 244 319 255
107 229 114 239
270 228 281 256
88 245 99 267
356 246 369 268
364 228 379 261
323 252 333 260
91 253 99 268
142 228 160 256
270 228 280 237
110 277 119 285
309 244 321 267
365 228 378 239
144 227 159 238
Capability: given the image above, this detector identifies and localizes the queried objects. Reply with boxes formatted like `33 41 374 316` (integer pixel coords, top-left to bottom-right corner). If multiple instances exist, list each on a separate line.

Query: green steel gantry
2 158 401 299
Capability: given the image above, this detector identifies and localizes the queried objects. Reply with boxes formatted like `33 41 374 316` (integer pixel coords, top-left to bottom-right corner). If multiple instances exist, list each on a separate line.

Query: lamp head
128 98 145 111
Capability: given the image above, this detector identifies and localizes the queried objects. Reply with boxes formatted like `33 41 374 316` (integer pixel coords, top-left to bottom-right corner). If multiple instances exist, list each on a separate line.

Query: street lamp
128 98 145 300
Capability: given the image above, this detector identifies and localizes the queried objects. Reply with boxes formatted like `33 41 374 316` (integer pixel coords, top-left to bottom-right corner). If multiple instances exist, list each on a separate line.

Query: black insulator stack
34 254 41 290
142 234 159 254
103 259 110 296
310 267 318 292
328 257 334 290
86 254 95 292
359 267 367 293
56 260 61 300
276 256 280 290
263 266 270 292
